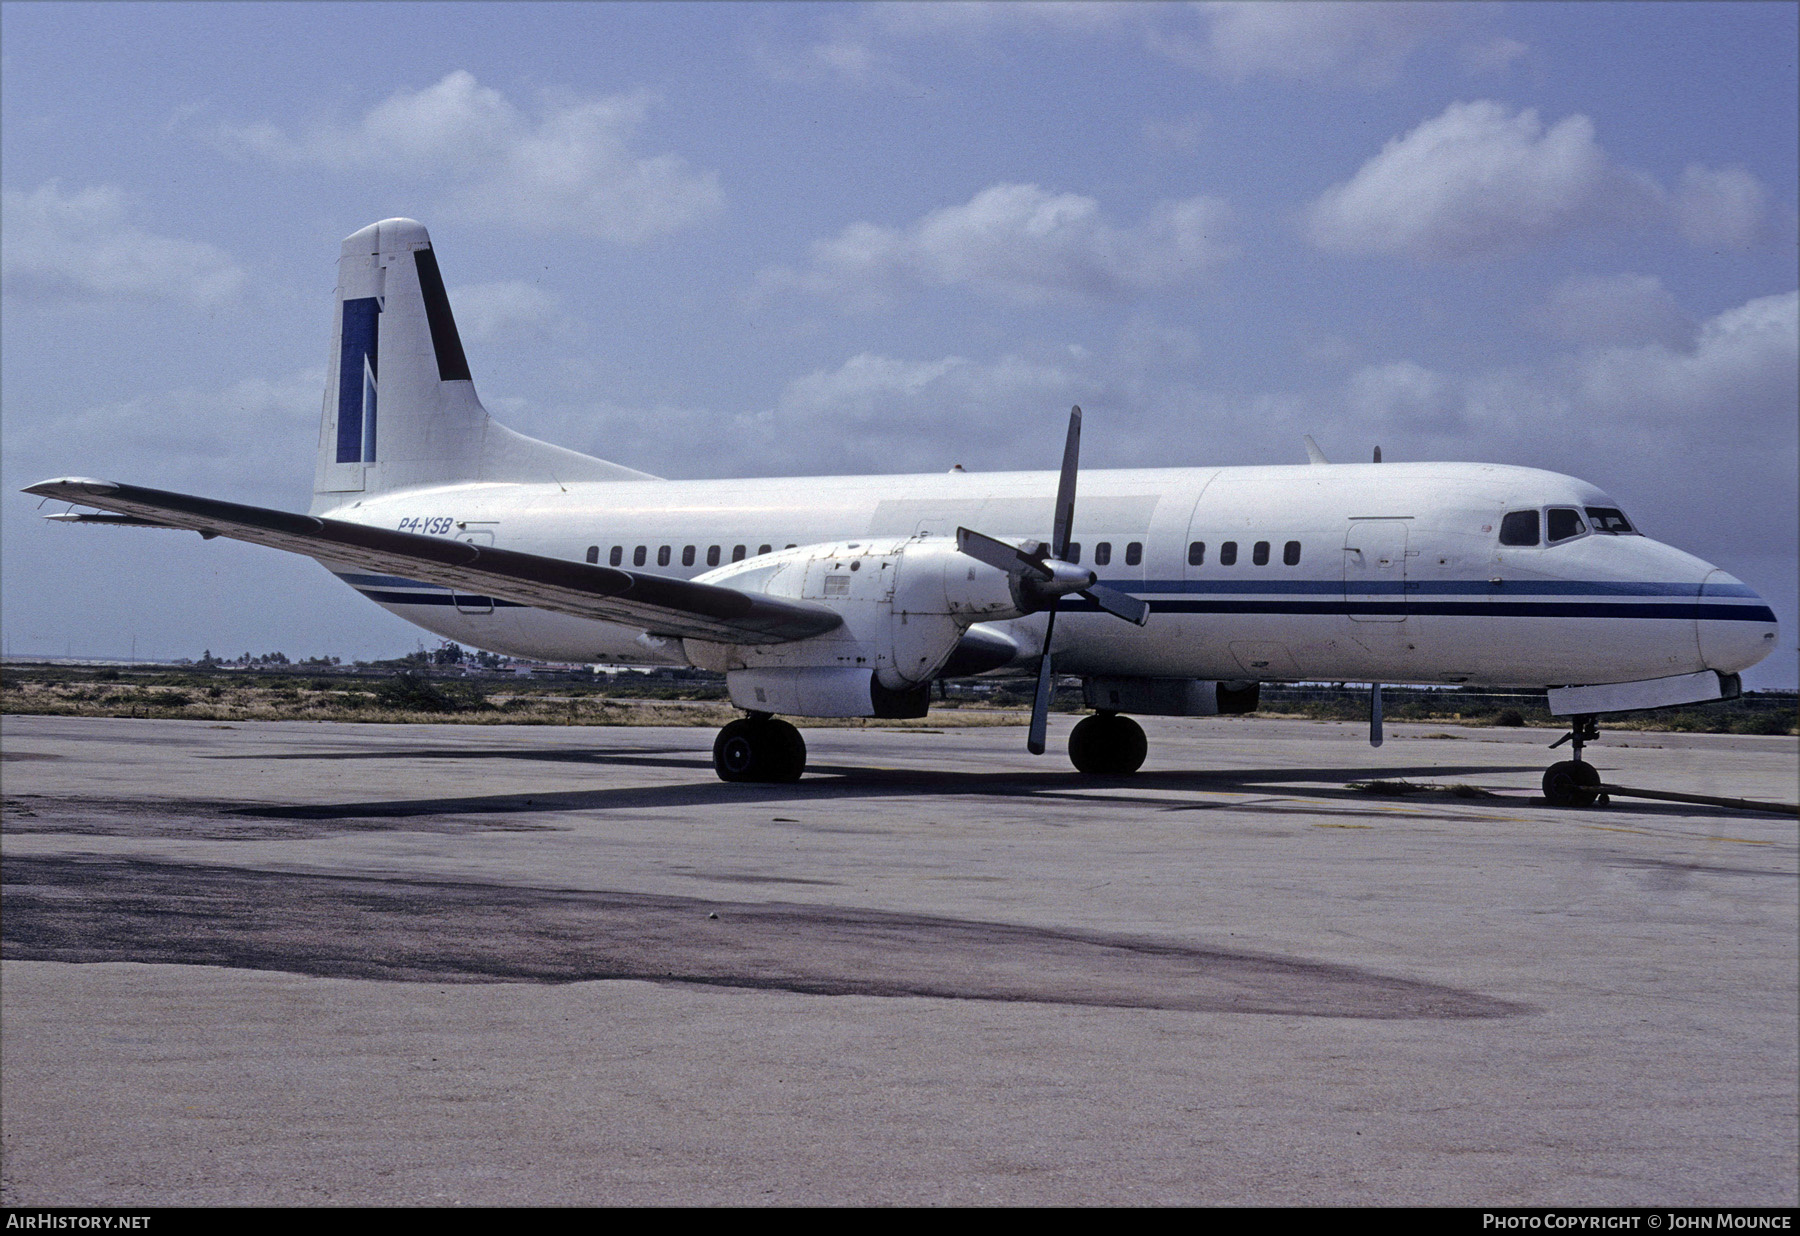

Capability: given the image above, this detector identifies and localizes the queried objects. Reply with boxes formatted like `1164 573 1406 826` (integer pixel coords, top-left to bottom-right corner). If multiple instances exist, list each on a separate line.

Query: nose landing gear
1543 714 1609 807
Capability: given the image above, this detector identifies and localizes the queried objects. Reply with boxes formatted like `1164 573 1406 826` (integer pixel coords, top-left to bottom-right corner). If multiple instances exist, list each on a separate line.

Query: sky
3 1 1796 686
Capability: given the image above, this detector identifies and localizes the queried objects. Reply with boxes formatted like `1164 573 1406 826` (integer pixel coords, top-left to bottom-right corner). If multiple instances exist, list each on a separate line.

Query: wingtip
23 477 120 499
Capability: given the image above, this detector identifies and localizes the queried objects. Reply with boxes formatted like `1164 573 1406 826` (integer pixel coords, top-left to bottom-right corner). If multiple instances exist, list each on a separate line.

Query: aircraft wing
24 478 842 645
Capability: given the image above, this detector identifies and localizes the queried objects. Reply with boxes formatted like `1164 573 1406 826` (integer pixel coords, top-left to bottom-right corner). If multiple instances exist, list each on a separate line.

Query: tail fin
312 218 653 510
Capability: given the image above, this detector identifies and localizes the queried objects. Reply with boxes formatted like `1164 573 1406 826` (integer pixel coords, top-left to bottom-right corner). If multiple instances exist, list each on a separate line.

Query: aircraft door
452 529 495 614
1343 520 1409 622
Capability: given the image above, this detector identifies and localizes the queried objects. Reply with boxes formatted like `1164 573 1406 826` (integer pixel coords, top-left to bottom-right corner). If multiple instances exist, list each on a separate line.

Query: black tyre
1542 760 1601 807
713 719 762 782
1068 713 1148 776
768 719 807 783
713 718 807 783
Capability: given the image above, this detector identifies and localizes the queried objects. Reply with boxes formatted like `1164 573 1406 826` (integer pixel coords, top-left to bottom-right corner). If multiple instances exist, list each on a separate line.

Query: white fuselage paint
320 460 1776 690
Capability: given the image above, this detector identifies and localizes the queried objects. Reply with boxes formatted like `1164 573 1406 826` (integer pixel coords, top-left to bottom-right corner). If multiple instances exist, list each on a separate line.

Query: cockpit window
1498 510 1540 546
1547 507 1587 543
1585 507 1636 534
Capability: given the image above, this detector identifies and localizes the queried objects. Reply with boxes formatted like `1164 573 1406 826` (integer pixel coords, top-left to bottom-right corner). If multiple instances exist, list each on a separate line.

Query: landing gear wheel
1543 760 1602 808
1068 713 1147 776
713 718 807 784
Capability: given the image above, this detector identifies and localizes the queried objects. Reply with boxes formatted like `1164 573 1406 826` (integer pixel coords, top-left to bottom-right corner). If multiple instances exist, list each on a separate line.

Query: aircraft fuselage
323 459 1775 689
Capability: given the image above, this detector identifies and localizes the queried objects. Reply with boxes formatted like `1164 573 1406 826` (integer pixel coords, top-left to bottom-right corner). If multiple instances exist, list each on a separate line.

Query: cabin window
585 546 598 564
657 546 671 567
609 546 623 567
1498 511 1539 547
1283 540 1301 566
1188 541 1205 566
1125 542 1143 566
1094 542 1112 566
1066 543 1080 564
633 546 647 567
706 546 721 567
1219 541 1238 566
1547 508 1587 544
1252 541 1270 566
732 545 746 562
681 545 696 567
759 544 772 556
1586 507 1636 534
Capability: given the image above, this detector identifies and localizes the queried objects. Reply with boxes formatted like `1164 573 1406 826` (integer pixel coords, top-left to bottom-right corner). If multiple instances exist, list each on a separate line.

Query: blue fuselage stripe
340 581 1772 624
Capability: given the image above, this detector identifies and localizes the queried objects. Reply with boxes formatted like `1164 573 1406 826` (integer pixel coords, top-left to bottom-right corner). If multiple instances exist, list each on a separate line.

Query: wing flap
25 478 841 645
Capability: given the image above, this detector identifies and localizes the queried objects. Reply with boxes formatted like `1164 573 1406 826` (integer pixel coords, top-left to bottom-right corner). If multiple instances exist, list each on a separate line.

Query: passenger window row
1187 540 1302 567
585 543 786 568
582 539 1306 571
1062 541 1142 567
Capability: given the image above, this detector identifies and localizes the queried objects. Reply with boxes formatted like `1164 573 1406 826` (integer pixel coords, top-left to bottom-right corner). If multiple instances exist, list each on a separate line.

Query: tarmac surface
2 712 1795 1206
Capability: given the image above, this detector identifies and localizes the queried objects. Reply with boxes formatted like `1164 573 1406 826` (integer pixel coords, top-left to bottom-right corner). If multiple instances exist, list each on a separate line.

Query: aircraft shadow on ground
220 759 1556 821
0 855 1529 1020
212 754 1763 823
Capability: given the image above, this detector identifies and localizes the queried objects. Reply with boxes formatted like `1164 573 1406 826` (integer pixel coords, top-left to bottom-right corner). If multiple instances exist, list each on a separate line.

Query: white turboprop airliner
26 219 1779 801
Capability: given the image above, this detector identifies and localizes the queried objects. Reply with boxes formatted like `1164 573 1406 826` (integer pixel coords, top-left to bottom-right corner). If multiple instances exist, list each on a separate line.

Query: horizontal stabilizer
26 478 841 645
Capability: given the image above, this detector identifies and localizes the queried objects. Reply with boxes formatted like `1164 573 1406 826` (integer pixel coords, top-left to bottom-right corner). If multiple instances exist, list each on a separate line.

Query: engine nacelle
683 533 1028 715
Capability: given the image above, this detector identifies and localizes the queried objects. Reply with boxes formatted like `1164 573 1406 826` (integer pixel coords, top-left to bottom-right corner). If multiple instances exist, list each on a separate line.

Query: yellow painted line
1581 825 1660 836
1706 836 1774 845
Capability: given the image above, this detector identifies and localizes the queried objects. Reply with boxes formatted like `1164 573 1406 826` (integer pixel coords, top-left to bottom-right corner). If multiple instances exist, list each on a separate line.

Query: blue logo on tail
335 297 380 463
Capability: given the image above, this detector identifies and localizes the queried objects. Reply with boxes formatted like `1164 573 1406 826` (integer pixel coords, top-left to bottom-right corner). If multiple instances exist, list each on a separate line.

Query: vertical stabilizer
313 218 654 511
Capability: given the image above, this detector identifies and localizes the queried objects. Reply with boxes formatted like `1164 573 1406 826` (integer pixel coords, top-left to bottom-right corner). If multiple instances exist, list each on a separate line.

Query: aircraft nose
1698 568 1779 673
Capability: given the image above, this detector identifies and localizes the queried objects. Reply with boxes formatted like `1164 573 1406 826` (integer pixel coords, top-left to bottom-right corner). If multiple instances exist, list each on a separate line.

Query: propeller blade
1028 634 1056 755
1372 445 1382 463
1051 406 1082 560
1303 434 1329 465
1083 584 1149 626
956 526 1046 578
1370 681 1384 748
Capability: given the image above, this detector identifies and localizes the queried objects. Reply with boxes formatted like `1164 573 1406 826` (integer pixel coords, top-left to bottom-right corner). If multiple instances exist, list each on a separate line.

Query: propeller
953 406 1149 755
1370 681 1384 747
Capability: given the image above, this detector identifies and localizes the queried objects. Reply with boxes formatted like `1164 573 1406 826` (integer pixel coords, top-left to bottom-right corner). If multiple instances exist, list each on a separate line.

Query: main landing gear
1068 711 1147 776
713 713 806 783
1543 714 1609 808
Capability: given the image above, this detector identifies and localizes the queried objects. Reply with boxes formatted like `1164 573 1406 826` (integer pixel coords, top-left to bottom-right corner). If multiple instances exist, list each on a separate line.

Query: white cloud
1459 35 1530 76
1 183 246 308
759 183 1234 309
448 281 573 344
213 72 723 242
1306 102 1778 262
1345 360 1460 430
10 370 324 501
1189 1 1467 88
1533 273 1693 348
1142 114 1211 156
764 3 1488 91
1673 164 1769 250
1304 101 1644 261
1574 290 1798 432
